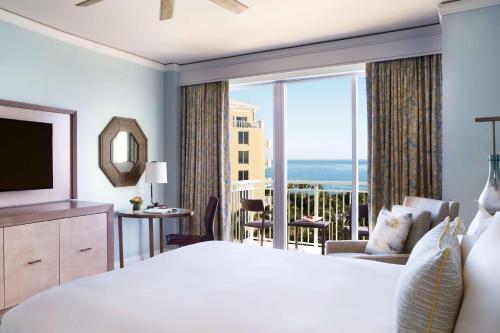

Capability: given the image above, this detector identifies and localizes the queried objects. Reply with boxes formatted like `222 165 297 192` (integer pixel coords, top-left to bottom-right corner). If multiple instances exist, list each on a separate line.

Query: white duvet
0 241 403 333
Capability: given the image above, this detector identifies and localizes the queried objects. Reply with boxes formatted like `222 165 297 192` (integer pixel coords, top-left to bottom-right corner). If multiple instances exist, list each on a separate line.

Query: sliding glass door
286 76 352 253
229 71 368 252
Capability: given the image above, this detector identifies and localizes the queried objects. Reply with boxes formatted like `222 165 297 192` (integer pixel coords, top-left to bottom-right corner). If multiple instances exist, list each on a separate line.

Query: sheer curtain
180 81 231 240
366 54 442 221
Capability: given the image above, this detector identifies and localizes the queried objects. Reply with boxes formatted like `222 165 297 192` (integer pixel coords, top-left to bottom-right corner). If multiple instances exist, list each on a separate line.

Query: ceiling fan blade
209 0 248 14
160 0 175 20
75 0 104 7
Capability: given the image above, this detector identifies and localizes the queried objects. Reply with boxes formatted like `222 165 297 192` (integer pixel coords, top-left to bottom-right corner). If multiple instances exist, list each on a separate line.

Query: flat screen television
0 118 53 192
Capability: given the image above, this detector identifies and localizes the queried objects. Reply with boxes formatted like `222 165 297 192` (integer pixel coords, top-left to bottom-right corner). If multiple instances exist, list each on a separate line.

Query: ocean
265 160 368 189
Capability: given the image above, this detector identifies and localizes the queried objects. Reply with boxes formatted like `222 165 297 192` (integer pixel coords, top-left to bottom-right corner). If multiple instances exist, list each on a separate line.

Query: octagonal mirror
99 117 147 187
112 131 139 172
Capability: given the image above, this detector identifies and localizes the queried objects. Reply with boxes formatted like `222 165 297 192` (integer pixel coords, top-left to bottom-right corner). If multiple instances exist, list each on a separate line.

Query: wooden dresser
0 200 113 310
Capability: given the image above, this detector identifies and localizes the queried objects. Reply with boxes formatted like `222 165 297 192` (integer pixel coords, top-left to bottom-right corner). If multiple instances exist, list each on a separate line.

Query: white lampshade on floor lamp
145 161 167 208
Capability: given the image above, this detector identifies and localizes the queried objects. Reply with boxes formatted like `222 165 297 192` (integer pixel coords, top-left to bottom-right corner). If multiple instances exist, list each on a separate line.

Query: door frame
231 70 365 249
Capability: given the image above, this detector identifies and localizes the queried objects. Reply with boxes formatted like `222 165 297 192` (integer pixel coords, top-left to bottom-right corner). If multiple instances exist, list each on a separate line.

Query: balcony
232 119 263 128
230 180 369 253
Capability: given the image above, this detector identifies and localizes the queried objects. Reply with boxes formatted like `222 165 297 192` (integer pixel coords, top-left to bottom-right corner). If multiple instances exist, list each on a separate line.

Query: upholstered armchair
325 197 460 265
403 196 459 228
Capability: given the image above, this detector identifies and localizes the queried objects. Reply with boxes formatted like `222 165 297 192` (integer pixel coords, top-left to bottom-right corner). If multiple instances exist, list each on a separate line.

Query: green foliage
231 190 369 244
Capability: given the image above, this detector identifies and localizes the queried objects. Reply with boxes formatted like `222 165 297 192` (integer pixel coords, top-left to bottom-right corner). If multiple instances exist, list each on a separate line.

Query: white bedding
0 241 403 333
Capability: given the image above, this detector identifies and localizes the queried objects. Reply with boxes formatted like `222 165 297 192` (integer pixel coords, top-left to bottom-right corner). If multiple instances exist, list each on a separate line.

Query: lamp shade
145 162 167 184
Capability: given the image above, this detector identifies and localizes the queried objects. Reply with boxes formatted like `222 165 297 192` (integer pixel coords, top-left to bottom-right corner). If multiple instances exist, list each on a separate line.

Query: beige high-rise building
229 100 266 183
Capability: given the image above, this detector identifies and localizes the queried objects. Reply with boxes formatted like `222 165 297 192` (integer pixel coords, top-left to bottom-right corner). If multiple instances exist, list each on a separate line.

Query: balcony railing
230 180 369 249
232 120 263 128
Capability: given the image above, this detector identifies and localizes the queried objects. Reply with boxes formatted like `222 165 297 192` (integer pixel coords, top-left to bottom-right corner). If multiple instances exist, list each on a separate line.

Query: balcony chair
325 196 460 265
240 198 273 246
340 204 370 240
166 197 219 247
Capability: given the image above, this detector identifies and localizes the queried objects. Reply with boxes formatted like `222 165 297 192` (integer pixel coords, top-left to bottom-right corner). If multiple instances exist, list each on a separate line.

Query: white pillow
454 211 500 333
461 203 493 262
365 208 412 255
450 216 465 236
395 218 463 333
407 217 450 265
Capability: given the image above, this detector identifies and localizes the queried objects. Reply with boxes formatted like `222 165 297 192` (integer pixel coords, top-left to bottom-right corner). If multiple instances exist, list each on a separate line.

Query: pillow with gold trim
407 217 463 264
395 219 463 333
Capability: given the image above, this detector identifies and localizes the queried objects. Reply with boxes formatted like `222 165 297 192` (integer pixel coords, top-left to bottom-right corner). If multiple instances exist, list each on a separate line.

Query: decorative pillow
392 205 432 253
365 208 412 255
408 217 463 262
406 217 447 264
450 216 466 236
453 212 500 333
395 219 463 333
461 203 493 262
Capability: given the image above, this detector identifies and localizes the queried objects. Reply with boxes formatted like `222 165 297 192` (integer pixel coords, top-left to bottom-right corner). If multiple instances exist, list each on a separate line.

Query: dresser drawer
4 220 60 308
60 213 108 284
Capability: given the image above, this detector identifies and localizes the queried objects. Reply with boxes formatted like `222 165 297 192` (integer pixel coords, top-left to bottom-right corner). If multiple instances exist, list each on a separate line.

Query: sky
229 75 368 160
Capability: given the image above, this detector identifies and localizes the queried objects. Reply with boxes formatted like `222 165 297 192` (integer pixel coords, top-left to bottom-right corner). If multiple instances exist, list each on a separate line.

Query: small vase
478 154 500 214
132 204 141 212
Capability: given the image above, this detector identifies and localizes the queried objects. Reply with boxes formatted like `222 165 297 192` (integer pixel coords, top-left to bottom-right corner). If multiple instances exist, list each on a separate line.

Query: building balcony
232 119 262 128
230 179 369 252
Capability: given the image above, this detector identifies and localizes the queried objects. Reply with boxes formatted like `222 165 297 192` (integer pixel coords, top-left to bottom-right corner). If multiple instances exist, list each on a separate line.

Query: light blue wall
442 5 500 224
0 20 179 264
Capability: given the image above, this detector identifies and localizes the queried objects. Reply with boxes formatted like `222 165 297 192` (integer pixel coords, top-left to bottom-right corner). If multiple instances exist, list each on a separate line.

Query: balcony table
288 220 331 255
116 209 194 268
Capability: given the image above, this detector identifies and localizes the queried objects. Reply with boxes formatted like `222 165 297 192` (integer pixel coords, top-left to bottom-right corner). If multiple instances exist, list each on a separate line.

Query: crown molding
164 64 180 72
438 0 500 22
0 8 167 71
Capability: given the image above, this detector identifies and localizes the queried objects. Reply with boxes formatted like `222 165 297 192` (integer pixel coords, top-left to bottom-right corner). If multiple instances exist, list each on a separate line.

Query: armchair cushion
403 196 449 228
365 208 412 255
325 241 410 265
330 253 409 265
355 254 409 265
325 240 367 254
449 201 460 220
392 205 432 253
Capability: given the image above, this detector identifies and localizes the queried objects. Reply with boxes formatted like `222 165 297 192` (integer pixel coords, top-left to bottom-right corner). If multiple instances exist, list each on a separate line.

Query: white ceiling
0 0 443 65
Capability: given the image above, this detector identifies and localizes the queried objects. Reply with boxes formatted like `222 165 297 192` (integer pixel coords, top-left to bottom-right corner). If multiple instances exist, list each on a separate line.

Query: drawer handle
79 247 93 253
28 259 42 265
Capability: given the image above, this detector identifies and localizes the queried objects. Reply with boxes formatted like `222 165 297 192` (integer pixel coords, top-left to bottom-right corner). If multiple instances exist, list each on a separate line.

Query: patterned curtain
366 54 442 222
181 81 231 241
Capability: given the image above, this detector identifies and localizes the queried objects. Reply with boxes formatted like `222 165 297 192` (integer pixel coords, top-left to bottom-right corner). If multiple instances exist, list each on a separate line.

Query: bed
0 241 403 333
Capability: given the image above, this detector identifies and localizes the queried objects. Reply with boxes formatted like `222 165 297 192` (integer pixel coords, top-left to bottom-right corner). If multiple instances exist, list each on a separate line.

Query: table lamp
145 161 167 208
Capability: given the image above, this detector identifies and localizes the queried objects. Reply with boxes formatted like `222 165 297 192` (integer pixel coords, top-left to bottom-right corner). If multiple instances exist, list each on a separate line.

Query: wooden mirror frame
99 117 148 187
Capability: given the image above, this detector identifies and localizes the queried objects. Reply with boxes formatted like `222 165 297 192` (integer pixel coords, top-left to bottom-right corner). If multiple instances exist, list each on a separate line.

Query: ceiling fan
75 0 248 21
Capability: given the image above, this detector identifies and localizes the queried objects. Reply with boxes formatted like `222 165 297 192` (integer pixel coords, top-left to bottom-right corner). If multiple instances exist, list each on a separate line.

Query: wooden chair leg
260 228 264 246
